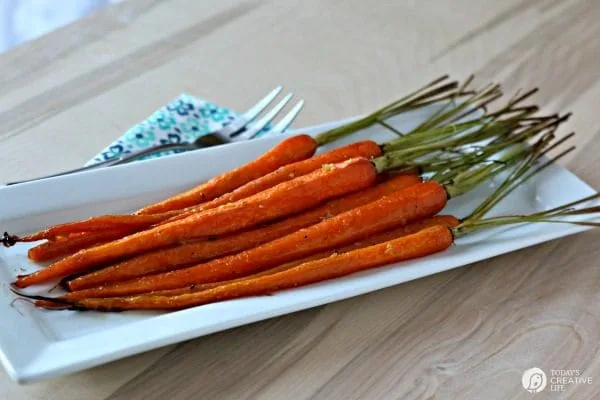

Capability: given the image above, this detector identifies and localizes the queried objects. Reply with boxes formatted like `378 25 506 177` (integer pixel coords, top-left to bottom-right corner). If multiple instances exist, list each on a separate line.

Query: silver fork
7 87 304 185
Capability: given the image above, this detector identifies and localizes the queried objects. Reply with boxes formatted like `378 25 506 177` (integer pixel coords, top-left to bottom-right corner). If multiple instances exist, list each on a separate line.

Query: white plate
0 106 597 383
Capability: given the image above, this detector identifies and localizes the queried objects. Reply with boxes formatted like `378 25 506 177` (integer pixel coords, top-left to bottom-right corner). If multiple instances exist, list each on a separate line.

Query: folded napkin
87 94 261 165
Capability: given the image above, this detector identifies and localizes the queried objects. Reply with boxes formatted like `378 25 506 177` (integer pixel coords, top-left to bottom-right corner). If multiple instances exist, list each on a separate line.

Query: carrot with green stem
57 139 546 298
12 112 566 288
37 185 600 311
25 132 598 311
64 116 557 289
50 188 600 311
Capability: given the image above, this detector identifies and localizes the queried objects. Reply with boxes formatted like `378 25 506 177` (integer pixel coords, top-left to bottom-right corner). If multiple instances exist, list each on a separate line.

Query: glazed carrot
63 181 448 298
27 228 136 262
53 226 453 311
17 106 557 287
14 158 378 288
19 213 176 243
136 134 318 215
269 214 460 270
65 174 422 291
163 141 383 222
28 131 584 311
136 215 460 298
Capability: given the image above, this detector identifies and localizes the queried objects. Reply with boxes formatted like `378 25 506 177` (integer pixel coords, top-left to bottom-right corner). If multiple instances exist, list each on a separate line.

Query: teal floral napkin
87 94 244 165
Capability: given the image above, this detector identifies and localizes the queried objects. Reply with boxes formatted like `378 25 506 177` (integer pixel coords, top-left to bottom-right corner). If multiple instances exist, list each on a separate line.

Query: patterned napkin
87 94 252 165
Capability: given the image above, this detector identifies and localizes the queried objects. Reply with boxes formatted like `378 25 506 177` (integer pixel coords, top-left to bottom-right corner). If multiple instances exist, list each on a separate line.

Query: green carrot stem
442 144 529 198
472 145 575 220
453 205 600 237
315 76 467 146
409 84 500 133
374 113 562 181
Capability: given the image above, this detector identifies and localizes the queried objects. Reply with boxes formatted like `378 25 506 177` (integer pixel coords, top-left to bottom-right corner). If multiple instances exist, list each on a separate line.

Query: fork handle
5 142 198 185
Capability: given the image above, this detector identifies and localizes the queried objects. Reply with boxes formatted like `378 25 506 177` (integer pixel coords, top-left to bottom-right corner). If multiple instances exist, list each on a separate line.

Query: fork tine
271 100 305 133
241 86 283 122
238 93 294 140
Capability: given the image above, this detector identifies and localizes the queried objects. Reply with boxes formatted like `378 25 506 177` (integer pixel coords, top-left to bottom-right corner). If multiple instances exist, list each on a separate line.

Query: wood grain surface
1 0 600 398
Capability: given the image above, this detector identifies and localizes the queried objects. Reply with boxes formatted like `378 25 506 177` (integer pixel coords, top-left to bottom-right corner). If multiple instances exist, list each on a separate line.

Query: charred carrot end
1 232 18 247
136 134 318 215
27 229 136 262
14 157 377 288
61 225 454 311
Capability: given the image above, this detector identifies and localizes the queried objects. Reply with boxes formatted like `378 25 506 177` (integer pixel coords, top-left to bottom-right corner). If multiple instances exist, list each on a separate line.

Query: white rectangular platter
0 105 597 383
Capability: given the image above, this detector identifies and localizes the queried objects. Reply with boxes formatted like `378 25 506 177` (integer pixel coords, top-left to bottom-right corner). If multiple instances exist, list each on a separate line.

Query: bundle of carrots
6 77 597 312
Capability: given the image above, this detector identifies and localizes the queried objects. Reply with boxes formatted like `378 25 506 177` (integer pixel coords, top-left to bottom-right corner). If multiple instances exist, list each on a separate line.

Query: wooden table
1 0 599 398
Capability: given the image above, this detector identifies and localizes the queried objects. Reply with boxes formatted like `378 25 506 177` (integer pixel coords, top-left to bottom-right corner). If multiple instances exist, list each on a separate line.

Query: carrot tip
11 279 27 289
2 232 18 247
9 286 72 305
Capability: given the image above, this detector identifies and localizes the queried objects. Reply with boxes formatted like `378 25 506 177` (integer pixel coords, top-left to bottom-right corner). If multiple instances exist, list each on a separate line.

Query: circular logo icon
522 367 547 393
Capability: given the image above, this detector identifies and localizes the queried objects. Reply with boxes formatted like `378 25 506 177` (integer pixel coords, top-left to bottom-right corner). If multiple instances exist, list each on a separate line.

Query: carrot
27 228 136 262
28 130 585 311
49 225 453 311
62 181 448 298
17 108 560 287
165 141 382 220
269 214 460 271
135 215 460 298
19 214 175 243
14 158 378 288
136 134 318 214
65 174 422 291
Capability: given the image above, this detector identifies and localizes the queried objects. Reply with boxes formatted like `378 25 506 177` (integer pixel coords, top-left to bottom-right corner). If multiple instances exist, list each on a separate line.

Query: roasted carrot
27 131 585 311
16 106 562 287
65 174 422 291
136 134 318 215
14 158 378 288
61 181 448 298
270 214 460 271
164 141 382 220
48 225 454 311
131 214 460 298
19 214 176 243
27 228 136 262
